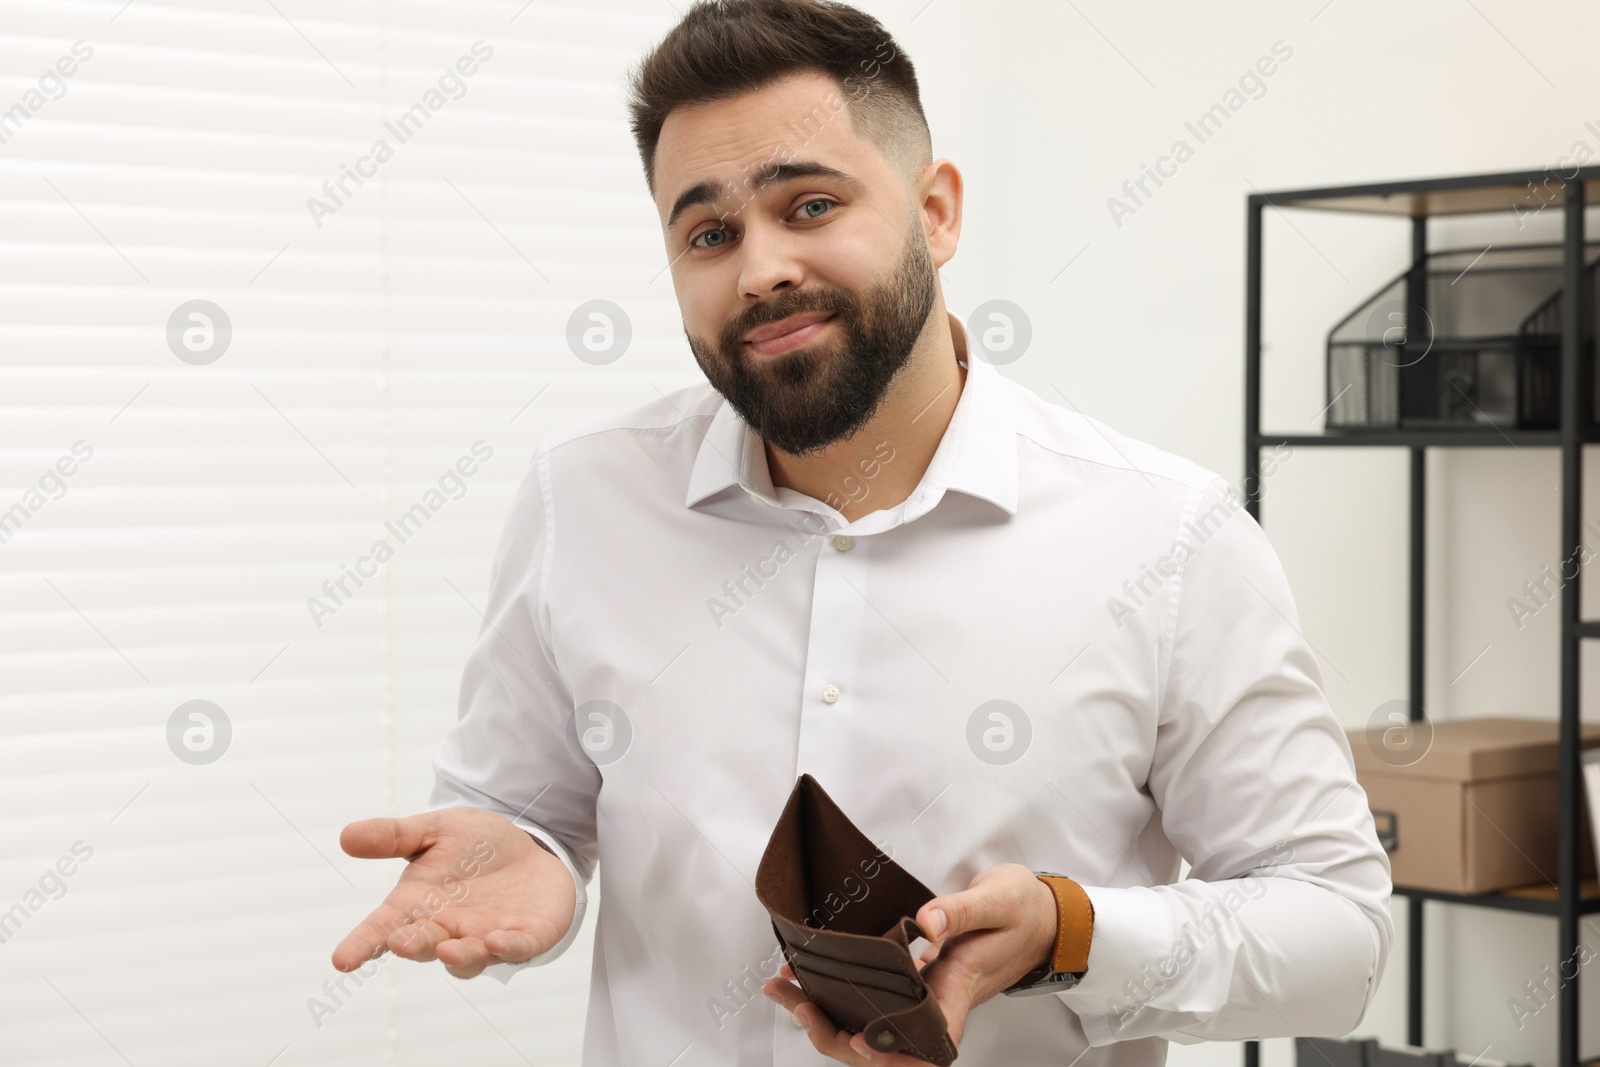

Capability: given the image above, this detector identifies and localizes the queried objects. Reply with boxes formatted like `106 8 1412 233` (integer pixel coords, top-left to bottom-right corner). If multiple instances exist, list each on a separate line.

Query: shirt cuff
1051 884 1174 1035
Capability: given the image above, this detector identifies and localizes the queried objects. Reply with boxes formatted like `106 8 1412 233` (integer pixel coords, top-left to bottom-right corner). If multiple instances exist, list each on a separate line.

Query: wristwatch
1002 871 1093 997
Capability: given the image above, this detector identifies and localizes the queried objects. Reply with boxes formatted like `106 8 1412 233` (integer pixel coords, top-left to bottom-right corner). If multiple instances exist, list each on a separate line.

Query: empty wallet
755 772 959 1065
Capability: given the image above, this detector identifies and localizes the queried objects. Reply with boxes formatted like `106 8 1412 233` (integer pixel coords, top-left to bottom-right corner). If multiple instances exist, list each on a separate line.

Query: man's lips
744 310 834 344
743 312 836 357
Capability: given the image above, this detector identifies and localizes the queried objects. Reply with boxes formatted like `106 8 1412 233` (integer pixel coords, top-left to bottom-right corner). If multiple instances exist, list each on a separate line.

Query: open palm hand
332 806 577 980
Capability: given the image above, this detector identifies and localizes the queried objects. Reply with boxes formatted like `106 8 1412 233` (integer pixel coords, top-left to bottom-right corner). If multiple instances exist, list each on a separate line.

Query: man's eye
796 198 834 219
691 226 731 250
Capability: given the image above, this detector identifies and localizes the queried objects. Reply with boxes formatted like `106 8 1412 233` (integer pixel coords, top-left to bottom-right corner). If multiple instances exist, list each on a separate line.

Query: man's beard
683 226 938 457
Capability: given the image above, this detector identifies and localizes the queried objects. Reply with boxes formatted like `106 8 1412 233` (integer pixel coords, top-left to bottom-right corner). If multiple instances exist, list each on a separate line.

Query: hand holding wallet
754 773 959 1065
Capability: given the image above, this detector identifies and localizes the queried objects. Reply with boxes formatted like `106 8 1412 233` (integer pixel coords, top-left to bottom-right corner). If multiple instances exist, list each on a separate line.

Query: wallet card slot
787 947 923 999
793 969 922 1030
782 930 913 972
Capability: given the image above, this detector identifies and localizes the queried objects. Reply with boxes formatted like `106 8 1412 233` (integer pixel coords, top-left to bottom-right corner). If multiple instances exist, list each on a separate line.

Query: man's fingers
763 977 882 1065
339 813 435 861
438 936 494 978
916 893 979 944
333 897 556 975
916 863 1032 943
482 928 549 964
331 931 387 973
388 916 450 961
338 921 543 978
767 975 942 1064
332 902 412 972
437 931 544 978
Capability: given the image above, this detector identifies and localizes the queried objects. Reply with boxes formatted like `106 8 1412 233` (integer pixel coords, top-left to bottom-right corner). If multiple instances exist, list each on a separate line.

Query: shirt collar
684 310 1019 519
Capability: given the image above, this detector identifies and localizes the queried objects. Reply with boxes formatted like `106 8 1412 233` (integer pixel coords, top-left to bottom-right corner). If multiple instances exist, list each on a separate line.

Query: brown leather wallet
755 773 958 1065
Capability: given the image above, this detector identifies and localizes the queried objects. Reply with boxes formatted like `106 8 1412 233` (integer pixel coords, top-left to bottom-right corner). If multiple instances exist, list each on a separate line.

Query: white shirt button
820 683 842 704
832 535 854 552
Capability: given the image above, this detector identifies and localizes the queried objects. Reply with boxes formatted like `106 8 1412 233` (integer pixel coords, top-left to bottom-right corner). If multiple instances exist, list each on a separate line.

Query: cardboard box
1346 716 1600 894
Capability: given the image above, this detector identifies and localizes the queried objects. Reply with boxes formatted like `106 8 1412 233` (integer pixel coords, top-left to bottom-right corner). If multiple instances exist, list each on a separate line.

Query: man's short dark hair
625 0 933 197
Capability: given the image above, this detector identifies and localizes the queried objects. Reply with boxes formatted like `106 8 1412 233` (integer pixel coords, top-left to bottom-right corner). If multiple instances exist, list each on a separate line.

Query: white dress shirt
428 311 1393 1067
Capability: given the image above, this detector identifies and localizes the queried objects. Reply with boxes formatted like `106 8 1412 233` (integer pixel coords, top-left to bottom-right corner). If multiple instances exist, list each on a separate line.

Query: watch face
1003 969 1083 997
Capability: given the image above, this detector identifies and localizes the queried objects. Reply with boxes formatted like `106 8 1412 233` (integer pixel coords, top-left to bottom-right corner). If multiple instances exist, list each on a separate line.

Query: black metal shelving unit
1241 166 1600 1067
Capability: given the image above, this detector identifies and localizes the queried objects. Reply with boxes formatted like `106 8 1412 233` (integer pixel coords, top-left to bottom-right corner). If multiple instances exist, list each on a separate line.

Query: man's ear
918 159 962 270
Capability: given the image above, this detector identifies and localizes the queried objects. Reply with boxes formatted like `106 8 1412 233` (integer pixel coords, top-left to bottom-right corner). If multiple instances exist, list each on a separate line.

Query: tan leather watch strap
1038 874 1094 974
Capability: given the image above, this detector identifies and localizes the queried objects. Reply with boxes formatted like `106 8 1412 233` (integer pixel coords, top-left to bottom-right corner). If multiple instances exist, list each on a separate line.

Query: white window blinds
0 2 682 1063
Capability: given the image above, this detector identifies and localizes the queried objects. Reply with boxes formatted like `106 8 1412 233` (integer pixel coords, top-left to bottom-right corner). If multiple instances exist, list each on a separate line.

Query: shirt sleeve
1051 475 1395 1045
427 441 601 985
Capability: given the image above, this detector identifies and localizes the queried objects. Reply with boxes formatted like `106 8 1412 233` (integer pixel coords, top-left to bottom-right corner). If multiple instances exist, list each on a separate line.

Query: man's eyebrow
665 161 864 234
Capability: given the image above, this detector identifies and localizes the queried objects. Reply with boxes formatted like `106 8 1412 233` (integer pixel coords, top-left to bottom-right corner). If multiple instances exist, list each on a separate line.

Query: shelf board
1252 430 1579 449
1253 166 1600 217
1394 877 1600 915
